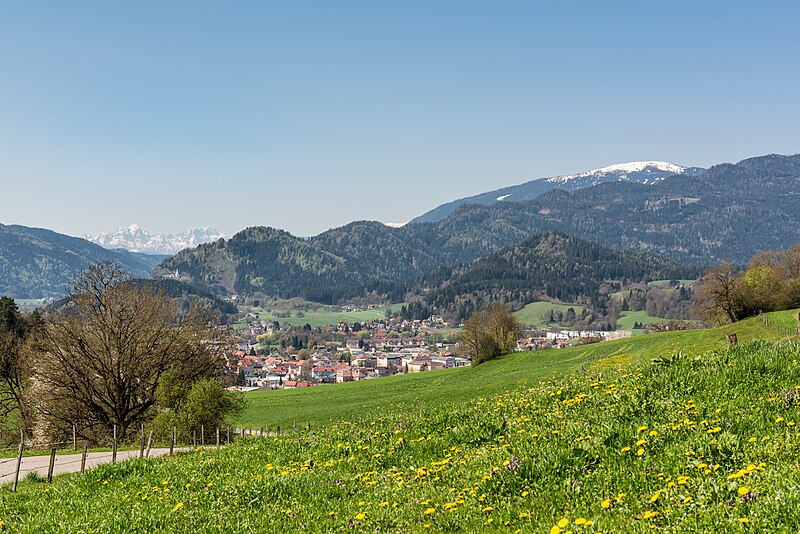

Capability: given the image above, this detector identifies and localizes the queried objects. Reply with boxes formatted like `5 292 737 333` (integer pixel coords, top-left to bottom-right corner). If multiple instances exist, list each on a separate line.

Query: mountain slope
411 161 705 224
0 224 167 298
420 231 699 320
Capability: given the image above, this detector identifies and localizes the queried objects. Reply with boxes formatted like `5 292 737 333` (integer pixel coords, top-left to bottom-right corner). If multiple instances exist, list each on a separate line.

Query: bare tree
34 263 219 442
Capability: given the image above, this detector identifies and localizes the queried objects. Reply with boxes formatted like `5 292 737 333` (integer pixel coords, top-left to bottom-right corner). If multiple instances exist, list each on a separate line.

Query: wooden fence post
12 429 24 492
201 425 205 447
47 448 57 483
139 424 146 458
72 424 77 451
112 425 117 463
170 426 176 456
80 444 88 474
293 419 297 432
216 427 220 449
227 427 230 445
193 430 197 448
145 430 154 458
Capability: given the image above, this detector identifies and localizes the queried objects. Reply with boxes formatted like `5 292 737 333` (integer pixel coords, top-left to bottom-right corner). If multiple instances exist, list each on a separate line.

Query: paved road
0 448 185 484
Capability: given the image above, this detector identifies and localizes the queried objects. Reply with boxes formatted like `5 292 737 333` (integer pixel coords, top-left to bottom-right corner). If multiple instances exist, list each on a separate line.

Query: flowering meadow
2 323 800 531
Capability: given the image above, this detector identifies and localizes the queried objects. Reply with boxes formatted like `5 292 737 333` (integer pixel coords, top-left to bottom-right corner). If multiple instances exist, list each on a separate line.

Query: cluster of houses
516 329 631 350
227 345 470 391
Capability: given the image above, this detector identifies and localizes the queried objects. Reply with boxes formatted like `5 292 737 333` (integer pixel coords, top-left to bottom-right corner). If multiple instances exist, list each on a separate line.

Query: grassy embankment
1 310 799 531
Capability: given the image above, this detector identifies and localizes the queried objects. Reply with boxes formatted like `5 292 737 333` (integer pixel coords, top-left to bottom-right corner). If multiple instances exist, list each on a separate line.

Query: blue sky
1 1 799 238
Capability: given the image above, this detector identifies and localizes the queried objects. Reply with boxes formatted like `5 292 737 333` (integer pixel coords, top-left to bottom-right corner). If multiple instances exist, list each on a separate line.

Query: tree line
695 244 800 323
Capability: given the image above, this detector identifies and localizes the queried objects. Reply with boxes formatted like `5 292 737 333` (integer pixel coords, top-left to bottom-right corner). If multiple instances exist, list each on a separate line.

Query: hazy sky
2 1 799 238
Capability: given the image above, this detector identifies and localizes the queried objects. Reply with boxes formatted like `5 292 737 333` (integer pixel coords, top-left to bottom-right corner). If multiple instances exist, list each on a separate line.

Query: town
224 308 634 391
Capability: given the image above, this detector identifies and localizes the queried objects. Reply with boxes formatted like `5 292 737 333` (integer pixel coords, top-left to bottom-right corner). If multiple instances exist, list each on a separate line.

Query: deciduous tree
34 263 220 442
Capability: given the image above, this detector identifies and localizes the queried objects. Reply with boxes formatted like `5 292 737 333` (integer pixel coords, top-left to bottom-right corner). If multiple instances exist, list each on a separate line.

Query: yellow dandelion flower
424 508 435 515
601 499 611 509
355 512 366 521
737 487 750 495
739 518 749 524
171 502 184 513
557 518 569 528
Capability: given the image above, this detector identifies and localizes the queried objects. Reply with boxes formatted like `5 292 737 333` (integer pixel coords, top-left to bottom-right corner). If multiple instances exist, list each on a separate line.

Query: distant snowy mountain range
83 225 225 255
410 161 705 224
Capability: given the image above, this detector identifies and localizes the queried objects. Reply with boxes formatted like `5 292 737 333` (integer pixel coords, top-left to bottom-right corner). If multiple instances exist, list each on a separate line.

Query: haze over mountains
84 225 225 255
411 161 706 224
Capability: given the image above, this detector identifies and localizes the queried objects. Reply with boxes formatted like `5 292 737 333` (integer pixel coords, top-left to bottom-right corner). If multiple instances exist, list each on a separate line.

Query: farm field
3 310 799 532
513 301 585 328
236 311 791 430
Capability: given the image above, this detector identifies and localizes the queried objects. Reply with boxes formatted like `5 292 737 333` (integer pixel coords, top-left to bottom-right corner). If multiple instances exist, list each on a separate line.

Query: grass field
236 310 793 430
616 310 671 331
4 310 799 532
513 301 585 328
236 304 405 329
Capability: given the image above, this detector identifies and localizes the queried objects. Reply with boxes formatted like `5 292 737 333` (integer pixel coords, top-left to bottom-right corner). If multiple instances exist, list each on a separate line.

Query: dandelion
636 448 645 456
739 518 749 524
601 499 611 509
171 502 184 513
355 512 366 521
557 518 569 528
738 487 750 495
423 508 435 515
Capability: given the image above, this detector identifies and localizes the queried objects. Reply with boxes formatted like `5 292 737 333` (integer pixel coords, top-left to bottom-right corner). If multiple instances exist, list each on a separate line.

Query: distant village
223 307 633 392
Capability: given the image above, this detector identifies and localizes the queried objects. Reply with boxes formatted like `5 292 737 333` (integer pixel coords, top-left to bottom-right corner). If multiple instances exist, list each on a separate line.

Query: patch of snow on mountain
496 194 512 201
84 225 226 255
383 222 407 228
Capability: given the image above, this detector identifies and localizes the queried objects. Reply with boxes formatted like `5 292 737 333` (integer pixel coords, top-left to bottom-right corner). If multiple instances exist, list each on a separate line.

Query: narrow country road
0 448 185 484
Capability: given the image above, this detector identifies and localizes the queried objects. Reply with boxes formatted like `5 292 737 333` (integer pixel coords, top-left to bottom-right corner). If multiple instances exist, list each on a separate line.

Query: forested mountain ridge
416 231 700 322
437 153 800 265
156 153 800 303
0 224 167 298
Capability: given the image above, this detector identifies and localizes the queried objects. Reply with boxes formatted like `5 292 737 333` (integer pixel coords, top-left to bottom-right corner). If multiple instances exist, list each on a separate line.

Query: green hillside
237 311 792 430
4 310 800 532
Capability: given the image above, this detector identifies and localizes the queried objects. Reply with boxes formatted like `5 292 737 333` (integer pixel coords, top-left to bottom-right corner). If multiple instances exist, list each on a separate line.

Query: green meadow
513 301 586 329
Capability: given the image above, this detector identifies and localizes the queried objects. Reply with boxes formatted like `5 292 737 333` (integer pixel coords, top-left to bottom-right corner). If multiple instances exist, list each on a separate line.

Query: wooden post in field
227 427 230 445
241 427 245 438
12 429 24 492
277 425 281 436
201 425 205 446
139 424 146 458
216 427 220 449
80 444 88 474
193 430 197 448
112 425 117 463
727 333 738 346
169 426 176 456
145 430 154 458
796 312 800 335
72 424 77 451
306 422 310 432
293 418 297 433
47 448 57 484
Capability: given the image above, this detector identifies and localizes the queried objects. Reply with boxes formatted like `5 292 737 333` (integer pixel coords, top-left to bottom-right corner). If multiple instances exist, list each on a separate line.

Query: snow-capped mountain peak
547 161 688 184
83 225 226 255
